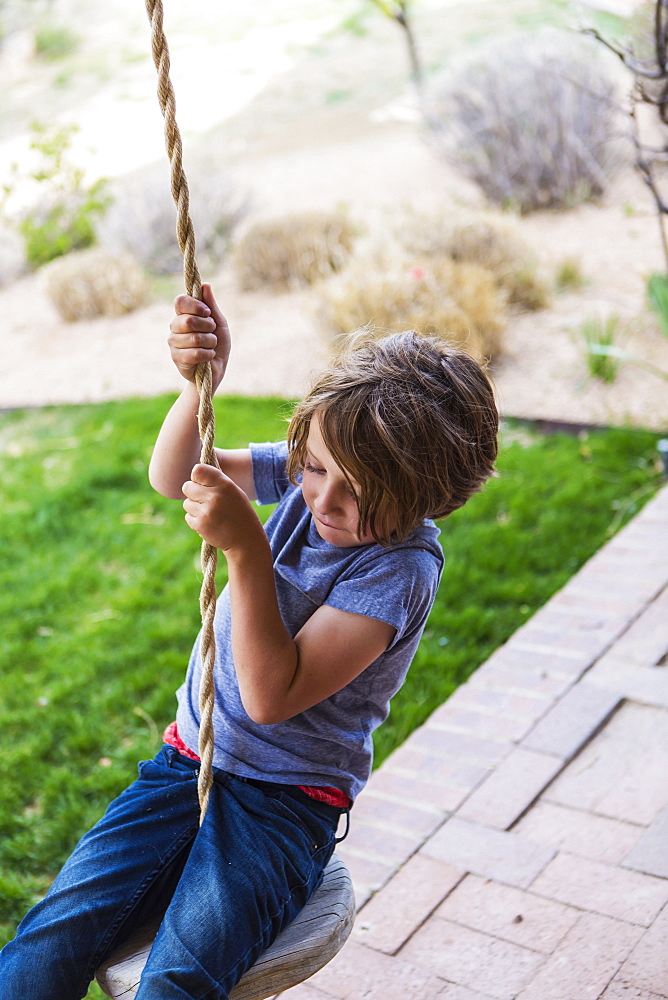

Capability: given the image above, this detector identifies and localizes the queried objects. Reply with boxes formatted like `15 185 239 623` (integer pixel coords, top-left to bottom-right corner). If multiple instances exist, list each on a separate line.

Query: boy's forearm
149 382 205 498
225 536 300 726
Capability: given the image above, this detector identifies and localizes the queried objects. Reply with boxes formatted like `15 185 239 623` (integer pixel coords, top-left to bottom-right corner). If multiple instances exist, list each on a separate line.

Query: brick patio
279 483 668 1000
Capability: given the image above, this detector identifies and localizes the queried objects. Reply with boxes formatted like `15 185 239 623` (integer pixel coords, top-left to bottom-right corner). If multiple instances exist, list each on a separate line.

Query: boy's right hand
168 283 230 389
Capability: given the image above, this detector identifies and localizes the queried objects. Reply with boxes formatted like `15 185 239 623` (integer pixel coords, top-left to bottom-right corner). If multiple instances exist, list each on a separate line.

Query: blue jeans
0 746 343 1000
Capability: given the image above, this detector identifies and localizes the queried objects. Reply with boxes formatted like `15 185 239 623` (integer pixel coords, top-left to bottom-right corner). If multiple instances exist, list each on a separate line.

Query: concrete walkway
282 483 668 1000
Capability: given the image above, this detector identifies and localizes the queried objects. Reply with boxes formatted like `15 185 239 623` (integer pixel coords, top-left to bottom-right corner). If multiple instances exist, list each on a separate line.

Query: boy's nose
316 483 342 514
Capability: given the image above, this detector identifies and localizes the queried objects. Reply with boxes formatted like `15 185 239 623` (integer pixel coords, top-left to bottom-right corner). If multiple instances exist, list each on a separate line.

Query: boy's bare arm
182 464 395 725
149 284 256 500
233 581 396 725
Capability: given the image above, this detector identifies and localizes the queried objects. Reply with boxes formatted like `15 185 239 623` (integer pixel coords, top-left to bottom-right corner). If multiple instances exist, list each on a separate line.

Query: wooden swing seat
95 853 354 1000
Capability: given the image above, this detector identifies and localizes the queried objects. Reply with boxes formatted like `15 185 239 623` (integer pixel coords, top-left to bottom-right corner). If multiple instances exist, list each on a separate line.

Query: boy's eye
304 461 358 502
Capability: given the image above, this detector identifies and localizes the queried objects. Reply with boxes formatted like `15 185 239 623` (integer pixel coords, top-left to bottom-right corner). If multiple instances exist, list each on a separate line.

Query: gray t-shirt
175 441 444 801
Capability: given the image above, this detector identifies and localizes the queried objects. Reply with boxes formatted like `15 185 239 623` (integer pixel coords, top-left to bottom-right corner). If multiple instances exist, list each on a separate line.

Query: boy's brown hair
286 331 499 545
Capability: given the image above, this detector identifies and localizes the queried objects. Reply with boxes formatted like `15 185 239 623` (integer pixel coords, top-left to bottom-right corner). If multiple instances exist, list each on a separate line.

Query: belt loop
335 808 350 843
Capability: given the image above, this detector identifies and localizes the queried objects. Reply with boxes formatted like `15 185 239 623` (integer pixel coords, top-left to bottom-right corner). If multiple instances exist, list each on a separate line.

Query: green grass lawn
0 394 663 984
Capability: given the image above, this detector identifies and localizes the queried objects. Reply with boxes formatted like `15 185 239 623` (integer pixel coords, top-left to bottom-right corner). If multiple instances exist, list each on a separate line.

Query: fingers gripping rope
145 0 217 824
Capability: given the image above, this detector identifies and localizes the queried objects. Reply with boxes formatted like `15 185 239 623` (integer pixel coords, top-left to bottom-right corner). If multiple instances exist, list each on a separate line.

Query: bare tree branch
582 27 666 79
588 1 668 270
365 0 424 92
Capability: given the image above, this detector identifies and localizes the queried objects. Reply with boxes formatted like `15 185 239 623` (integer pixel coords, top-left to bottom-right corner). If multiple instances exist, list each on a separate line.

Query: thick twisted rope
145 0 217 823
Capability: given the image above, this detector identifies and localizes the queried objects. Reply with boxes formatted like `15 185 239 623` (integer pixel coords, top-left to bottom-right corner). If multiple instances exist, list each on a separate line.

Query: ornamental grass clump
579 314 624 383
647 273 668 337
320 255 506 360
42 248 149 322
427 30 625 212
555 257 586 292
395 209 549 311
233 211 357 292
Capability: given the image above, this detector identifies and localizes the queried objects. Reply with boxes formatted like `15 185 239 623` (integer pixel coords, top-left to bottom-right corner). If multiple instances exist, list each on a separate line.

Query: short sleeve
324 546 443 645
250 441 291 505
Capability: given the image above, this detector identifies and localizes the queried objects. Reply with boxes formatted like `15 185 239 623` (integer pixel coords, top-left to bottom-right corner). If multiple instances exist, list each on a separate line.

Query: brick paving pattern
277 483 668 1000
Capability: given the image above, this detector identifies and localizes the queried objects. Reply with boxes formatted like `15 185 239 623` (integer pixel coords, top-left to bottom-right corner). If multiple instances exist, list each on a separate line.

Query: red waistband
162 722 350 809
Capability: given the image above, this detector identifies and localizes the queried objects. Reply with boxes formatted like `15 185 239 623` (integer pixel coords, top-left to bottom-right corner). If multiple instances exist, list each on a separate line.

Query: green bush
19 181 108 269
34 23 79 60
9 123 109 270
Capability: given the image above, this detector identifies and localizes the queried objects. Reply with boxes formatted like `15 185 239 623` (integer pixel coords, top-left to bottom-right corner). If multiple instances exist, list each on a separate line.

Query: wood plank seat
95 854 355 1000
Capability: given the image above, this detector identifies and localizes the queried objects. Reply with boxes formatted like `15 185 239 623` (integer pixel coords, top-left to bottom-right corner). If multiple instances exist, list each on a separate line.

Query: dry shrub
321 255 506 360
234 211 356 292
98 160 245 275
42 248 149 322
396 209 548 310
427 30 625 212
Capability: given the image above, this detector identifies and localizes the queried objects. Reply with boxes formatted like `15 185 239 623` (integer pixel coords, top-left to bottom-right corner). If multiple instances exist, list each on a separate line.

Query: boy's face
301 414 375 547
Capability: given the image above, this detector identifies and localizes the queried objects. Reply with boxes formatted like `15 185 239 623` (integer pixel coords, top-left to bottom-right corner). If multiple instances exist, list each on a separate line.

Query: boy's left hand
182 464 262 553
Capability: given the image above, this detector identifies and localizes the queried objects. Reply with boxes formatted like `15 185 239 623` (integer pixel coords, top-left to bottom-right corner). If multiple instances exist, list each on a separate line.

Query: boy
0 284 498 999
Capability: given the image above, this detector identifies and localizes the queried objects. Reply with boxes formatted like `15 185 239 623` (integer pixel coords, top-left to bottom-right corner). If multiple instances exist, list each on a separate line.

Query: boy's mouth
315 514 343 531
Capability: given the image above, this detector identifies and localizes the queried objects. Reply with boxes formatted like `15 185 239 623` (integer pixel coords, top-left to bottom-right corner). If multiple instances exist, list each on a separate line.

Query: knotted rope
145 0 217 823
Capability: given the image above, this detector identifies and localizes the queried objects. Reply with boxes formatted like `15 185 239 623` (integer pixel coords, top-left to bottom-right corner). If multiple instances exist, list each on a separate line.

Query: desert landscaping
1 0 667 431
